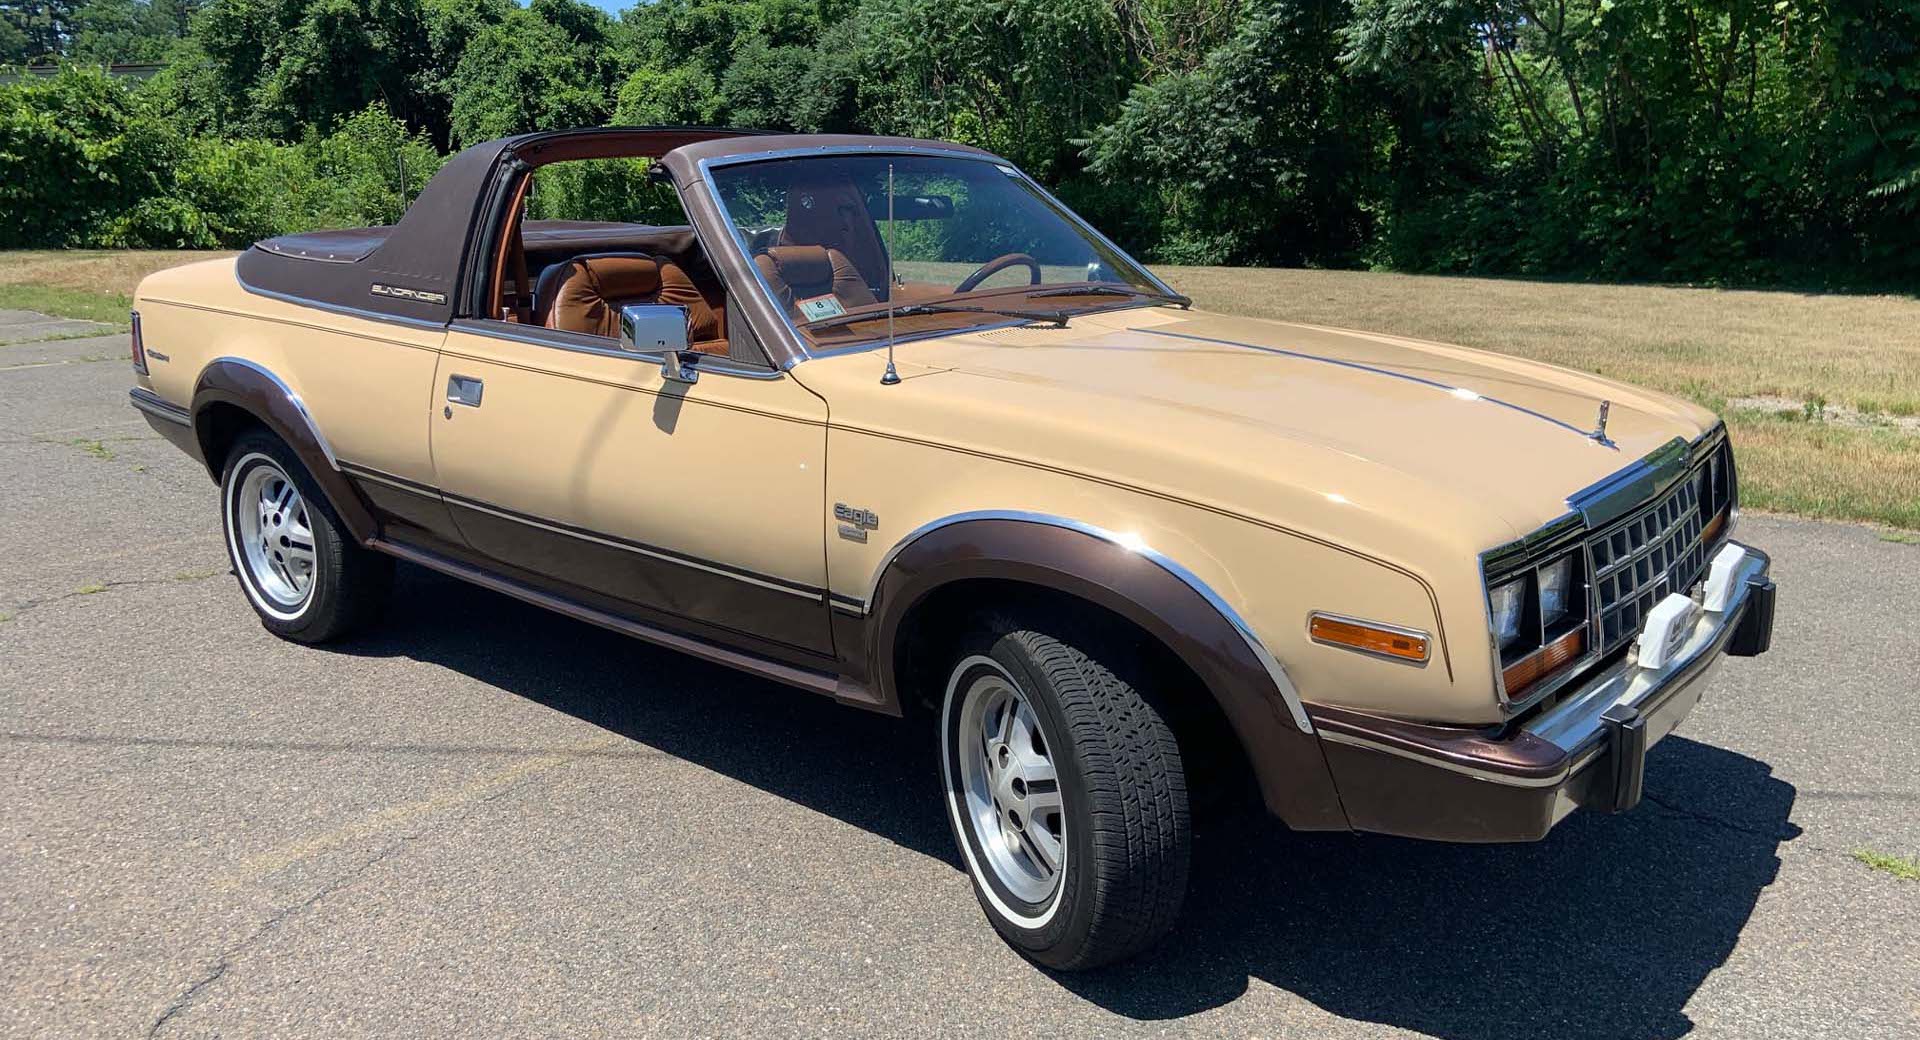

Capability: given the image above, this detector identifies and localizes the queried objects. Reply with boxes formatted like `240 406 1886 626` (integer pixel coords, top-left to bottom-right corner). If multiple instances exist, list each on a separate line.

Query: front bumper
1311 542 1775 842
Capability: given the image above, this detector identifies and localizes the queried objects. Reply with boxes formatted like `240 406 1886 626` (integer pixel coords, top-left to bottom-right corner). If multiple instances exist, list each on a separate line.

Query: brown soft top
234 127 997 329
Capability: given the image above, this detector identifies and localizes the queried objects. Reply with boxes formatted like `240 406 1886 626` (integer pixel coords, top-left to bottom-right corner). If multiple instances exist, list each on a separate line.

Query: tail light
130 311 147 375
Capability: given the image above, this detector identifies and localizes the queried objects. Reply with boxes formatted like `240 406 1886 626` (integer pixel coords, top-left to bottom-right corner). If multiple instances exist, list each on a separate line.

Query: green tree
0 64 180 245
69 0 196 64
1086 0 1382 265
448 0 614 146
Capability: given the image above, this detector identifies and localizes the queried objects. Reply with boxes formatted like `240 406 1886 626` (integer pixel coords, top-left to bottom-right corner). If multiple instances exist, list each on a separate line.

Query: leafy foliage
0 0 1915 286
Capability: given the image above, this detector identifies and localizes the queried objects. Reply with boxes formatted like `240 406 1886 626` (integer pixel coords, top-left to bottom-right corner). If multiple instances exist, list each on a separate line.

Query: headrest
581 255 661 300
759 245 833 288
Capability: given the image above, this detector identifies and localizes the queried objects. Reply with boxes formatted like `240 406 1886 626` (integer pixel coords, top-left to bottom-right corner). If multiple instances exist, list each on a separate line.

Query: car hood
812 306 1716 544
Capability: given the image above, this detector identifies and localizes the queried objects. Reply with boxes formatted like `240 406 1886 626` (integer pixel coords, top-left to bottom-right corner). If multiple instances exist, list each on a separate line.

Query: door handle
446 375 484 407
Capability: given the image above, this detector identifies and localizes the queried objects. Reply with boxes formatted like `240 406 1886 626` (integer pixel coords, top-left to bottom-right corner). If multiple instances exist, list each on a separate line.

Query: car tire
220 429 391 643
940 616 1190 970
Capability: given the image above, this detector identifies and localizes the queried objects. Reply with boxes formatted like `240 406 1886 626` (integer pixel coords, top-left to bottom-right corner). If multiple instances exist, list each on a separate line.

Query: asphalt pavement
2 309 1916 1038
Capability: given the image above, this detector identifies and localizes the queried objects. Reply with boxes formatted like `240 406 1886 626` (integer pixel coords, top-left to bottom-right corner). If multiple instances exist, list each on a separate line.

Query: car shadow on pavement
343 565 1797 1040
1059 727 1800 1040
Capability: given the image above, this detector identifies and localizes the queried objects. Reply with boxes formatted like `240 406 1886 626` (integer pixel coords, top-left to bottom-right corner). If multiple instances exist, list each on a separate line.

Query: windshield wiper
806 303 1071 332
1030 284 1192 307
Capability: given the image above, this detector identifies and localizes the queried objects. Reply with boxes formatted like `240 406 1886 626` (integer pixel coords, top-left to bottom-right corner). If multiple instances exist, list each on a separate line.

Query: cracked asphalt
2 308 1917 1039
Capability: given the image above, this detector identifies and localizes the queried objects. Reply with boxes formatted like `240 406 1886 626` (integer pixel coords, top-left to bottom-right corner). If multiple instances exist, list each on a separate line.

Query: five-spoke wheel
220 429 391 642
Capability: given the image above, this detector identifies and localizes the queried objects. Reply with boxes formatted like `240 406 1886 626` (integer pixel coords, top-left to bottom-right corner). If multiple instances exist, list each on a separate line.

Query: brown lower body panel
371 534 871 705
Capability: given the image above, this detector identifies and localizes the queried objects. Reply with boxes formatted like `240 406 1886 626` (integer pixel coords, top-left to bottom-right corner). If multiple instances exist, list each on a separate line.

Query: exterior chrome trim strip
339 462 438 497
448 319 786 380
856 509 1313 733
442 493 826 601
1306 611 1432 665
1316 730 1571 789
1136 327 1602 442
128 387 189 426
210 356 340 470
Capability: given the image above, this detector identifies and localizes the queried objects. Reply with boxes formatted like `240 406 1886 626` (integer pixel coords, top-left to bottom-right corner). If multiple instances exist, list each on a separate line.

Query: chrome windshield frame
693 145 1183 368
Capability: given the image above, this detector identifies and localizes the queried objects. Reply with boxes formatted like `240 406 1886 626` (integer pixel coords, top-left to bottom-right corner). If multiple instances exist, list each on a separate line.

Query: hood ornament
1589 400 1615 447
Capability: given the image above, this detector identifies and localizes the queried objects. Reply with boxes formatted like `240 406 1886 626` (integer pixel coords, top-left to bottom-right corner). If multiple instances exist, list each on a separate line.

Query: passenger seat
752 245 876 320
537 253 726 354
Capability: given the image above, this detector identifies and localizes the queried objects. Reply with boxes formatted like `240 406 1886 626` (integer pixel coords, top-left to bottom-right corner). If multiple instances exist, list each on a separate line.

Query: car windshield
707 152 1175 349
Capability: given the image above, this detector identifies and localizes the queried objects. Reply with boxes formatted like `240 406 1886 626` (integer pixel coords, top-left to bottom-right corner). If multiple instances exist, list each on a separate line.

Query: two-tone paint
129 128 1774 842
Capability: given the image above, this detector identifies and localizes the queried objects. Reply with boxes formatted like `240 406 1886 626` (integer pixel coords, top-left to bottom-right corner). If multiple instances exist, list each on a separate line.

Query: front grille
1587 476 1707 651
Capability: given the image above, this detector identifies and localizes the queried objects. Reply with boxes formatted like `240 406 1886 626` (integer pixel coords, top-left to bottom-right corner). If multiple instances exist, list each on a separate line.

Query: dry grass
0 250 234 329
1165 267 1920 530
0 249 233 295
4 251 1914 528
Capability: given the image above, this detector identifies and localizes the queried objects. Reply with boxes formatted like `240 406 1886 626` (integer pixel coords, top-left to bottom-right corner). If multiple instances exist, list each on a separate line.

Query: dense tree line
3 0 1916 286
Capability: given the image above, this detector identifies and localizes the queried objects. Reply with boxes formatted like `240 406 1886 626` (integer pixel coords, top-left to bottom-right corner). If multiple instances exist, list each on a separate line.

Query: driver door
427 320 834 663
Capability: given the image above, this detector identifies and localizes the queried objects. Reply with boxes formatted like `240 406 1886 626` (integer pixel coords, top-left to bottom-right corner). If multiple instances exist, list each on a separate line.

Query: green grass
0 284 132 327
1852 848 1920 881
69 438 114 461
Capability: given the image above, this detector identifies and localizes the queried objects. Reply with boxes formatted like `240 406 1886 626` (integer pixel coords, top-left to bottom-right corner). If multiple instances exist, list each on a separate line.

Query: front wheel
940 619 1190 970
220 429 391 643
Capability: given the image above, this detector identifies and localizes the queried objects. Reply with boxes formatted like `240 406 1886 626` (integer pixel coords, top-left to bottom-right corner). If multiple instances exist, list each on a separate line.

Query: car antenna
880 162 901 386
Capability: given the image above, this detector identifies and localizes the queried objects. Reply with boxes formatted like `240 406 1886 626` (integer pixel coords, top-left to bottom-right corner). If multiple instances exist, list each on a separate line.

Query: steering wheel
955 253 1042 294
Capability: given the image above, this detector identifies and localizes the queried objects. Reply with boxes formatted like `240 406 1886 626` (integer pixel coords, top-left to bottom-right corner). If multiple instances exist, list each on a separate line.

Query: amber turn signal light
1502 628 1586 697
1309 614 1430 663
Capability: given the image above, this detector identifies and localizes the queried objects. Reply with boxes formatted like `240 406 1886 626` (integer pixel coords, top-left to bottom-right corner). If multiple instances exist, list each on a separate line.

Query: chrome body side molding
853 509 1313 733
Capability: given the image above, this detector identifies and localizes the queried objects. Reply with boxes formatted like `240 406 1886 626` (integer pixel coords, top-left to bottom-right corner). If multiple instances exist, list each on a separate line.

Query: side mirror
617 303 698 385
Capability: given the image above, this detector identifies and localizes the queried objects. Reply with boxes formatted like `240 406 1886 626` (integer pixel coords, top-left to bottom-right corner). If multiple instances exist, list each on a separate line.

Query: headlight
1538 555 1574 626
1488 578 1526 649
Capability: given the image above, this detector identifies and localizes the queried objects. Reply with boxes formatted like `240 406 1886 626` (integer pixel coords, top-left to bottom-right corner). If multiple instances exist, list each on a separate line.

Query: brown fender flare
191 357 378 545
859 514 1349 831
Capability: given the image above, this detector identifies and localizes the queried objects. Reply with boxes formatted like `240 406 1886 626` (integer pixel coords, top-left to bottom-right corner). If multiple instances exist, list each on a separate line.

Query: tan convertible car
129 127 1776 968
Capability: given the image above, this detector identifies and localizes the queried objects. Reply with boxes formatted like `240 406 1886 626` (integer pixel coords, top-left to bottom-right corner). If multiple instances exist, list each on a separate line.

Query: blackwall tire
940 617 1190 970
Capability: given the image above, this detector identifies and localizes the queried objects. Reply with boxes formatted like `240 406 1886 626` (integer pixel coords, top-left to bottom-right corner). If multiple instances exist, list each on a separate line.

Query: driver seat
777 180 890 297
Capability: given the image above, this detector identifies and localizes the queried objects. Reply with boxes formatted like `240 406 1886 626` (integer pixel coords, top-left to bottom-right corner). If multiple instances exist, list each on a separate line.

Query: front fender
192 357 377 545
860 514 1348 831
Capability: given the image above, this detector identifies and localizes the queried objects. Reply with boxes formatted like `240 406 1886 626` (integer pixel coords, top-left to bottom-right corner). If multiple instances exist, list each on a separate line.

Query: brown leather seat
537 252 726 354
753 245 876 319
776 181 889 296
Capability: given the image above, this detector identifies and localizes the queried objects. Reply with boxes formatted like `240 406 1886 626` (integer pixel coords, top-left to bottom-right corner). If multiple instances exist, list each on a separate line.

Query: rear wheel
220 429 390 643
940 617 1190 970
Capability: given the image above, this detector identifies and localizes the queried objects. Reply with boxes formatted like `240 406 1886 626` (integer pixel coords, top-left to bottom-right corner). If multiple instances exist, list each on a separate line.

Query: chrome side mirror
617 303 697 385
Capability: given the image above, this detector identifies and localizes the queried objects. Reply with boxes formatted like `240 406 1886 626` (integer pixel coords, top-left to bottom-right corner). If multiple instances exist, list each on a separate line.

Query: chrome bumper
1526 542 1773 816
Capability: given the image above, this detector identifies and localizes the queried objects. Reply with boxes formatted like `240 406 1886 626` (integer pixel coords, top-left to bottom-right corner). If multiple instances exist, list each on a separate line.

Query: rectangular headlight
1538 554 1574 626
1489 577 1526 649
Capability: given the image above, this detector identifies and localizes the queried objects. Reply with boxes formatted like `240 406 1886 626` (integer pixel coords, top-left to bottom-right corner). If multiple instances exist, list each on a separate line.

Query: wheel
220 429 391 643
939 617 1190 970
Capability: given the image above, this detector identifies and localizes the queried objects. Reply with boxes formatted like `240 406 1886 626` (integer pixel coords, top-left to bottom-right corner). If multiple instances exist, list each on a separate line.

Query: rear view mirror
867 194 954 220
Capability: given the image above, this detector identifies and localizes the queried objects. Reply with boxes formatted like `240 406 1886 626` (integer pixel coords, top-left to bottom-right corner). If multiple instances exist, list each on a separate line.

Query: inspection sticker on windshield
797 295 846 321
